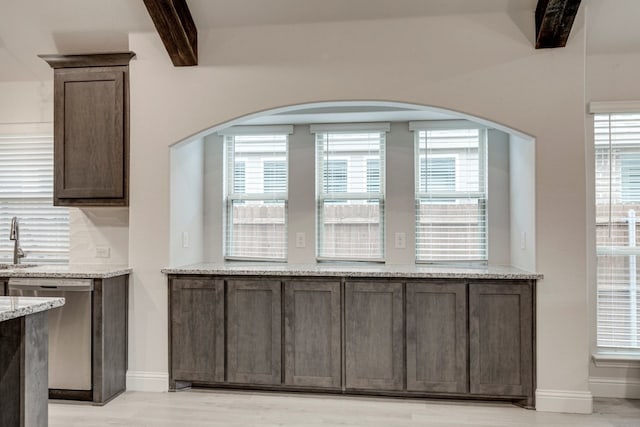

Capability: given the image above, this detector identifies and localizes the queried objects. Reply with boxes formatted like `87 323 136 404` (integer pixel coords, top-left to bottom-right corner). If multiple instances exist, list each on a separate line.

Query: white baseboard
589 376 640 399
535 389 593 414
126 371 168 392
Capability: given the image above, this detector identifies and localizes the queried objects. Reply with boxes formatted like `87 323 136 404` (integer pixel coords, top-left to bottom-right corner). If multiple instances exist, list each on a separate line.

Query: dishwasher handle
8 278 93 292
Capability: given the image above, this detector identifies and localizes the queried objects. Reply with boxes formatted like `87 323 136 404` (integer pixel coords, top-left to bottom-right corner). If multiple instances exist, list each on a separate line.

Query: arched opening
169 101 535 270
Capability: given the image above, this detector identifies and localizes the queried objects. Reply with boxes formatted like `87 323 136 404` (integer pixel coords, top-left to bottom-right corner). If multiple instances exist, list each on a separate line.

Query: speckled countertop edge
0 297 65 322
0 265 132 279
161 263 543 280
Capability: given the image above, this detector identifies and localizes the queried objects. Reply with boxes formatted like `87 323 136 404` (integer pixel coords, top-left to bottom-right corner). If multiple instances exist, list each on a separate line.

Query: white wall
0 81 52 123
69 208 129 265
488 130 511 266
203 133 224 263
169 138 204 267
128 9 590 412
509 134 536 271
586 51 640 398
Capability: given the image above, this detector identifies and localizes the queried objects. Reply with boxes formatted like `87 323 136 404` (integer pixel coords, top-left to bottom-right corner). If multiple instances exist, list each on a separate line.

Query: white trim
409 119 486 131
0 122 53 136
592 353 640 369
589 376 640 399
126 371 169 392
589 101 640 114
218 125 293 136
535 389 593 414
310 122 390 133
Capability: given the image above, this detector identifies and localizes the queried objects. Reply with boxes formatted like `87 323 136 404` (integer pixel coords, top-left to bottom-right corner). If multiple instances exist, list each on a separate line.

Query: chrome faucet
9 216 25 264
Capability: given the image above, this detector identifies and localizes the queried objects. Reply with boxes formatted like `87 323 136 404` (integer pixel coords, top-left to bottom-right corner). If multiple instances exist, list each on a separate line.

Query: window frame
411 121 488 264
312 123 389 262
592 110 640 354
221 126 292 262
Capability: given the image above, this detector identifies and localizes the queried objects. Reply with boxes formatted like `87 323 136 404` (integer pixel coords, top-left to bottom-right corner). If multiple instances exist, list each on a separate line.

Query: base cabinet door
469 282 533 397
406 281 468 393
170 278 224 384
227 279 282 385
284 280 341 389
345 281 403 391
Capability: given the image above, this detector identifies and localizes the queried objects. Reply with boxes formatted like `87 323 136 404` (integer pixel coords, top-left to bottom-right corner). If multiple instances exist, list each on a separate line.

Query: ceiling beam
535 0 582 49
143 0 197 66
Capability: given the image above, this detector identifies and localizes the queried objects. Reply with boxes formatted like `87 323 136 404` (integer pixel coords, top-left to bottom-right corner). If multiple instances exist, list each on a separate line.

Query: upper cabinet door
41 53 135 207
54 67 126 204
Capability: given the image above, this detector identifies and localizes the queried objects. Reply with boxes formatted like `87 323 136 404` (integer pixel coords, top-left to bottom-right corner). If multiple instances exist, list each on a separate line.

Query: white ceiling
0 0 637 82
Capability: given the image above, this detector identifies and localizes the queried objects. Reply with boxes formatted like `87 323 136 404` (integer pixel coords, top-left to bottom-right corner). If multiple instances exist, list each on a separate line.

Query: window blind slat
0 132 69 264
414 128 487 263
315 131 385 261
595 113 640 351
225 134 288 261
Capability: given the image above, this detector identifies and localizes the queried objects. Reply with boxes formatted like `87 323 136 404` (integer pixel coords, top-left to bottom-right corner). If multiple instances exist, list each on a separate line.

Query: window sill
592 353 640 369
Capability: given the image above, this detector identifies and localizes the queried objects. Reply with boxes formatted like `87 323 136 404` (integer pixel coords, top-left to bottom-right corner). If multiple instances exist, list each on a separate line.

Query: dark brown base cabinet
168 276 536 408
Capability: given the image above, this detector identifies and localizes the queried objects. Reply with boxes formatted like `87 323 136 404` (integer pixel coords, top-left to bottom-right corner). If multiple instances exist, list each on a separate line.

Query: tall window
412 121 487 263
223 127 290 261
313 123 387 261
594 112 640 352
0 124 69 264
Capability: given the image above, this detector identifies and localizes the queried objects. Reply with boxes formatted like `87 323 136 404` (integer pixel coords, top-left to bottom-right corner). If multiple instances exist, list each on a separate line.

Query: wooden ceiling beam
143 0 197 66
535 0 582 49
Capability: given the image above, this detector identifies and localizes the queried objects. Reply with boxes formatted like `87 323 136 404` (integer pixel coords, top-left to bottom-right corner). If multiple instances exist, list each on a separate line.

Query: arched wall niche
168 100 535 270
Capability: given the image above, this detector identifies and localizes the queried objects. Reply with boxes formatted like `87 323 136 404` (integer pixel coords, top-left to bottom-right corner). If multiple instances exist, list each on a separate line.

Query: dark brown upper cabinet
40 52 135 206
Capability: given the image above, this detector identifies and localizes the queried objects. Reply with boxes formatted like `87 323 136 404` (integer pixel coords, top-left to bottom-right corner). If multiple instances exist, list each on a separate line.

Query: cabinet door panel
170 278 224 383
406 281 467 393
469 282 533 397
284 280 341 388
227 280 282 385
345 281 403 391
54 68 126 201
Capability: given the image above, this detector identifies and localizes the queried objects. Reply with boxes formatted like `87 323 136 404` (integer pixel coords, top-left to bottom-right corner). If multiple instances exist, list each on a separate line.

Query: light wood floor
49 390 640 427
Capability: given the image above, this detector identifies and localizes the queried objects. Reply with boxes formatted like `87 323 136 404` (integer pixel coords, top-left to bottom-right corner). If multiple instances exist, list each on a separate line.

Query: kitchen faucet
9 216 25 264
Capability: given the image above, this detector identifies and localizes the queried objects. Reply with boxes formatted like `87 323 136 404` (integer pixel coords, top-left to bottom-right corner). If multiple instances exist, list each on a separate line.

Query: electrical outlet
182 232 190 248
95 246 110 258
295 232 306 248
520 231 526 250
394 232 406 249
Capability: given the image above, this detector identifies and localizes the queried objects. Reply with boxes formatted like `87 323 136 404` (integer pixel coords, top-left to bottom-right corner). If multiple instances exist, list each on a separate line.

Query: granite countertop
162 263 542 280
0 264 132 279
0 296 65 322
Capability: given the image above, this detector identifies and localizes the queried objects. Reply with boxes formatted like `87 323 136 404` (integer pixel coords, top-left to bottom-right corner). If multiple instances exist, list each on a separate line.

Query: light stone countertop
0 296 65 322
162 262 542 280
0 264 132 279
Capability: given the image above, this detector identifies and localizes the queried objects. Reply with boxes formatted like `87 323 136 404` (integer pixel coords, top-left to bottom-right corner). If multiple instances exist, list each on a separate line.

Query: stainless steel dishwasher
8 277 93 391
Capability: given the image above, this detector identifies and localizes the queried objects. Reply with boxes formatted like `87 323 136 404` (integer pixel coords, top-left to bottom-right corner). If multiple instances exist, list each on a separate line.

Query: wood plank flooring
49 390 640 427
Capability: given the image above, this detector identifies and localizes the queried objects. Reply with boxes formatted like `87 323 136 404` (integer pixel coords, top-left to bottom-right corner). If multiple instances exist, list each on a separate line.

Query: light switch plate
295 232 306 248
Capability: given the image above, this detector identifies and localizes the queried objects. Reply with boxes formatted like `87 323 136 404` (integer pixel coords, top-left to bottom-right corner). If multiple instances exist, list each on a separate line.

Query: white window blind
595 113 640 351
413 126 487 263
0 125 69 264
225 133 288 261
315 129 386 261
